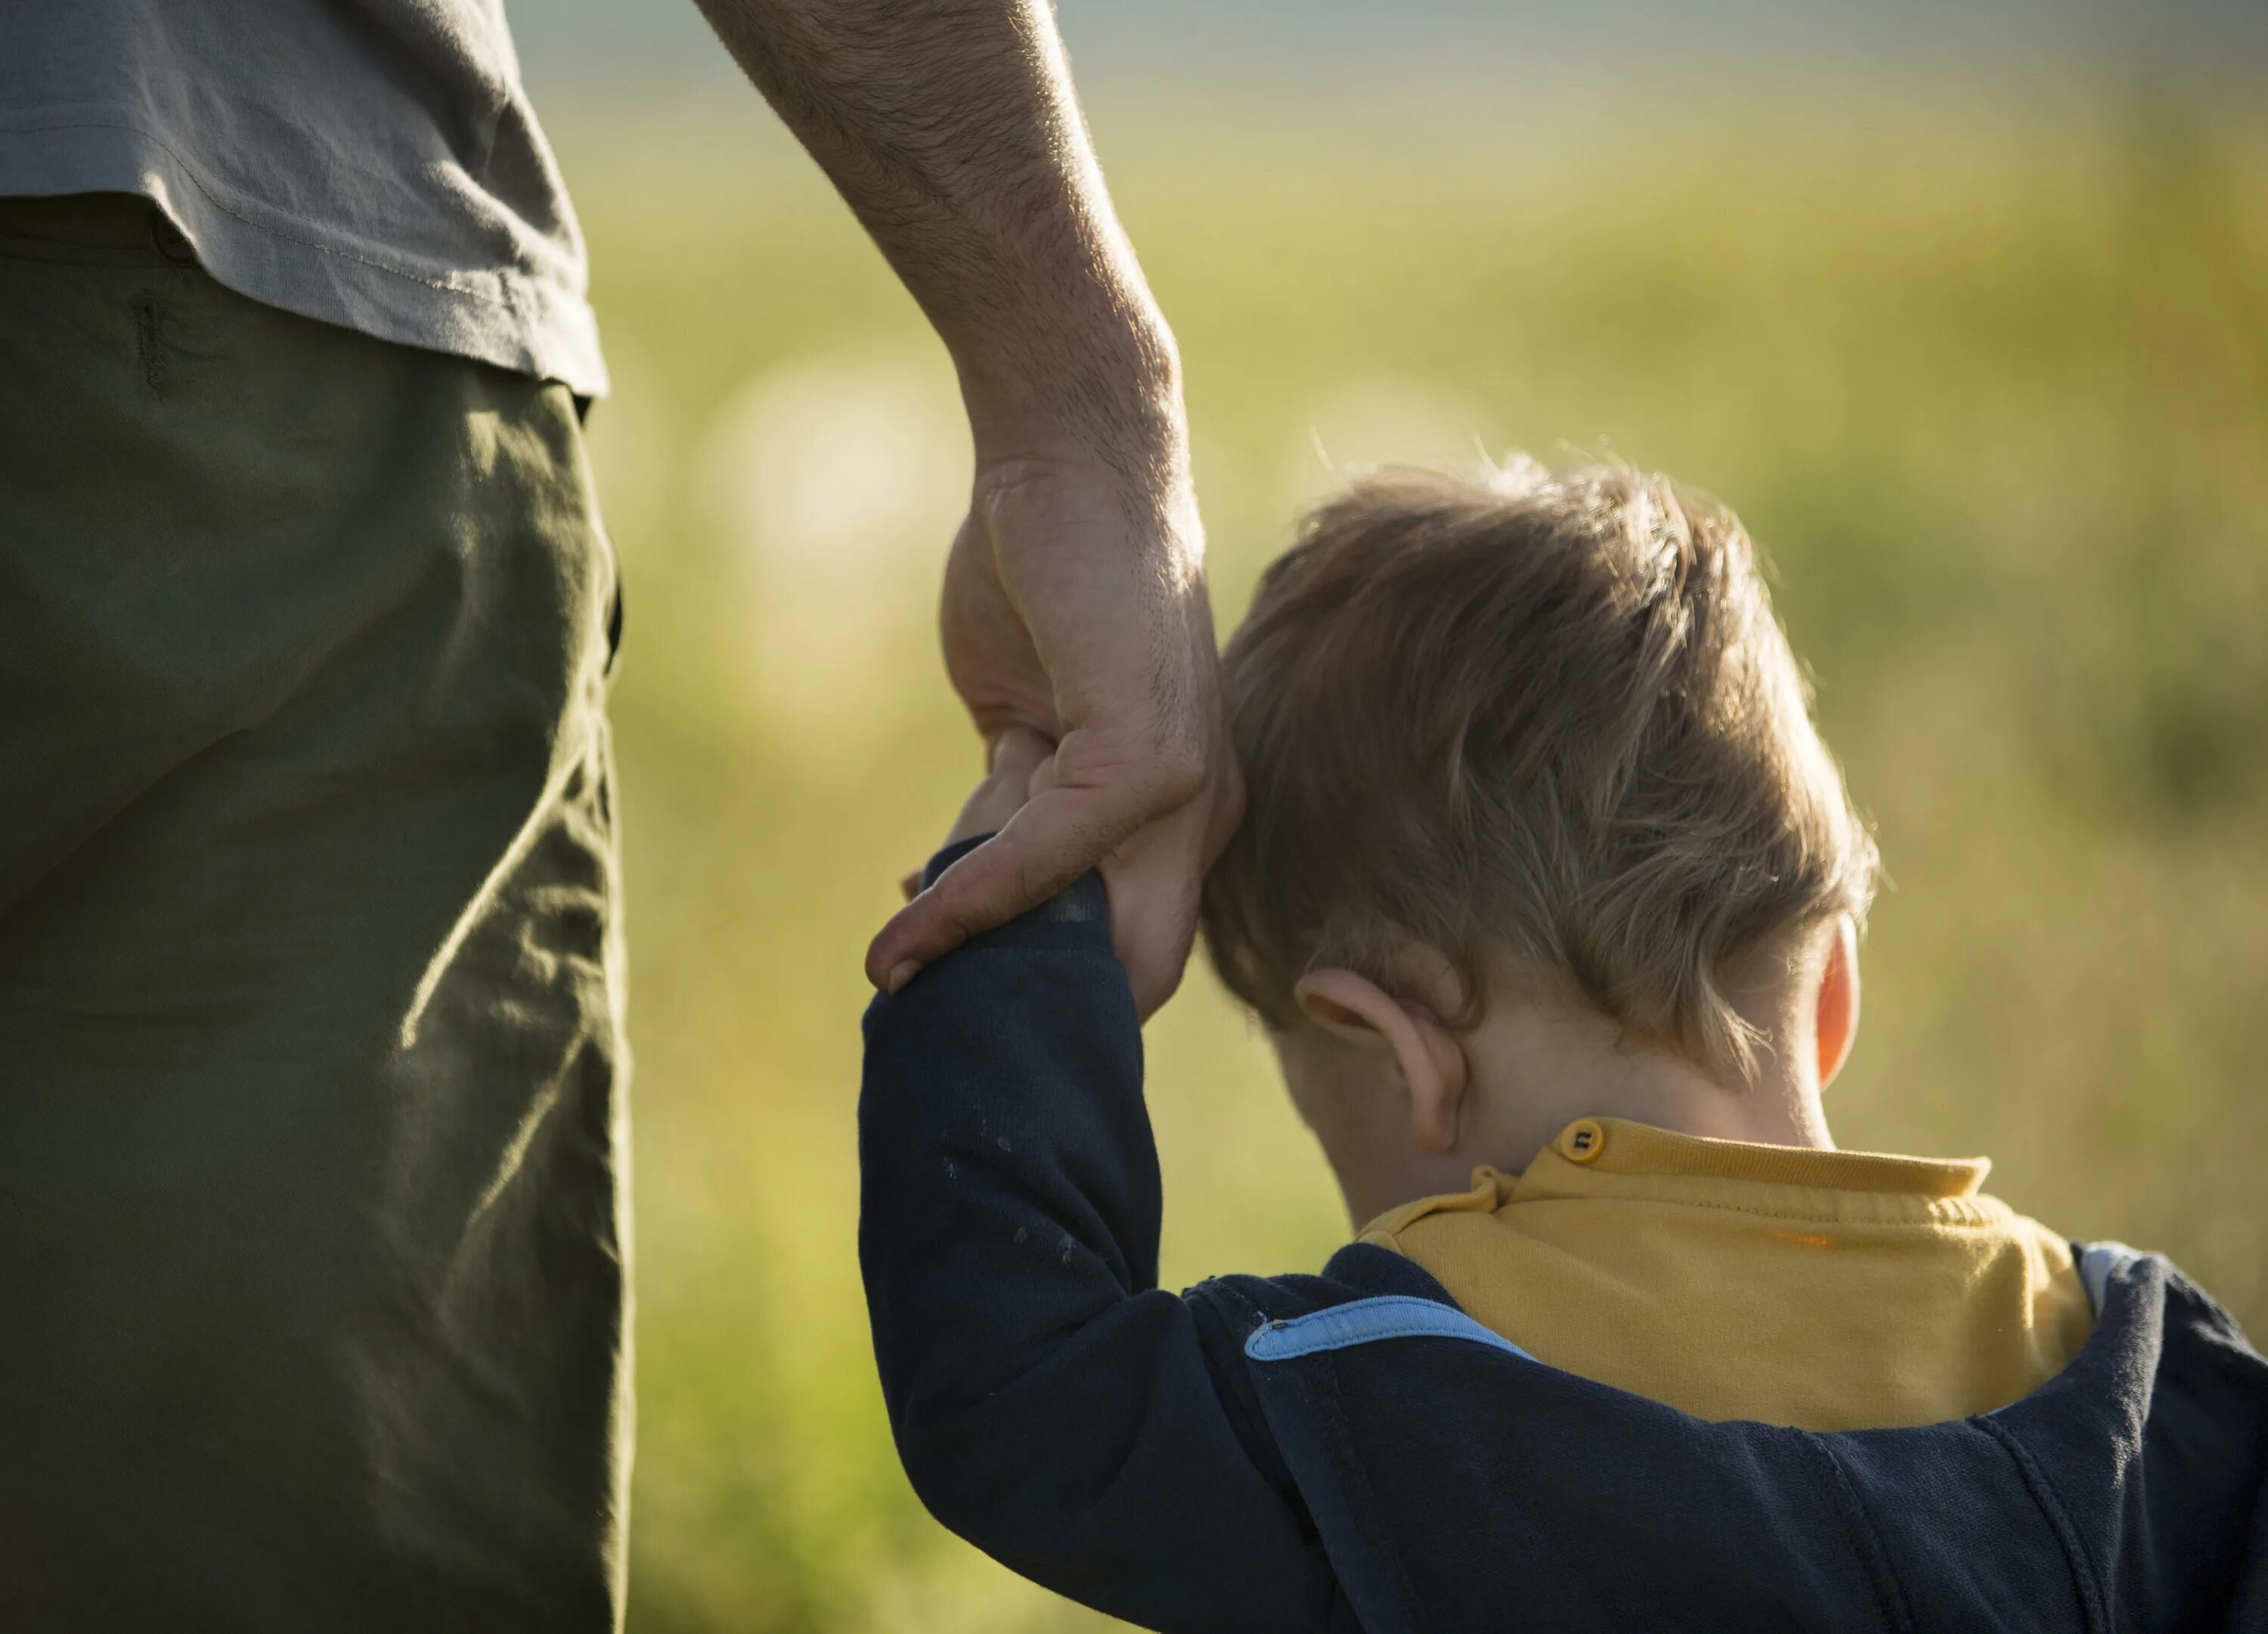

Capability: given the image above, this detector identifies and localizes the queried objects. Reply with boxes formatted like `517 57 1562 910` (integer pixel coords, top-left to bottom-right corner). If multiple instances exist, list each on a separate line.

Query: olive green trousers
0 195 630 1630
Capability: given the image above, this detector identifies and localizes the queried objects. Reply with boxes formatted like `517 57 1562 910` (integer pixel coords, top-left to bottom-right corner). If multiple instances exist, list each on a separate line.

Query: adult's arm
690 0 1241 1015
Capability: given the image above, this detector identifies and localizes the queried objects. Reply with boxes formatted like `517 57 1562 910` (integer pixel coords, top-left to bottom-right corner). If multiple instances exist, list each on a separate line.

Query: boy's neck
1498 1068 1833 1168
1464 1002 1836 1184
1321 1051 1838 1233
1281 948 1847 1231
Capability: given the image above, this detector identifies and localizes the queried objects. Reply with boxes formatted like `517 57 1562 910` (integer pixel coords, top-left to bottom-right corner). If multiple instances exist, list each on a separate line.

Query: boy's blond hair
1201 460 1877 1085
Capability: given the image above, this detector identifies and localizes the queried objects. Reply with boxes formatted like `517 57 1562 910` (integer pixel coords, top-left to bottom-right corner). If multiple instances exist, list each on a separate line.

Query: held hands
865 444 1244 1019
699 0 1240 1018
941 725 1059 853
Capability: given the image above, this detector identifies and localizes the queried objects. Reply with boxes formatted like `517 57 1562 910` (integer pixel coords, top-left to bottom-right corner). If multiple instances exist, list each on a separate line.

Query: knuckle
1146 743 1210 806
1216 762 1249 827
931 886 994 944
934 849 1033 940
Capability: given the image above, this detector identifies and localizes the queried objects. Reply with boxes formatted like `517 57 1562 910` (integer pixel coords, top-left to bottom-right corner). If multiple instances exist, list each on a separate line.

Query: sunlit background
503 2 2267 1626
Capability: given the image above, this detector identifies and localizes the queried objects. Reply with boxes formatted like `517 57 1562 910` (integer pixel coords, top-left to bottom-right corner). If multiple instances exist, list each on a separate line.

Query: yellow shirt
1358 1116 2093 1431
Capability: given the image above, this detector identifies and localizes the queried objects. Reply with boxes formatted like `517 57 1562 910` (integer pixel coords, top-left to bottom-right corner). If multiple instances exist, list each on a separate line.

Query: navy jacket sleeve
858 840 1343 1632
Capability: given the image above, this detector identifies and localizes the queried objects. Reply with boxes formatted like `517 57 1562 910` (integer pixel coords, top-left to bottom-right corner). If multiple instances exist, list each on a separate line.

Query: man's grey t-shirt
0 0 606 395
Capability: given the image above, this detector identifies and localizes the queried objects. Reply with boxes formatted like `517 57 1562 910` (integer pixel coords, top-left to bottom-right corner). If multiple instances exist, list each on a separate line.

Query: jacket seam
1191 1283 1303 1502
1798 1431 1917 1634
1974 1414 2109 1634
1317 1357 1429 1634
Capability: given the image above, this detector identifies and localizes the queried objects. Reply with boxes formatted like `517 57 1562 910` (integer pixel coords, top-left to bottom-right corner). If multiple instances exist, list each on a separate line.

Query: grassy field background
541 85 2267 1632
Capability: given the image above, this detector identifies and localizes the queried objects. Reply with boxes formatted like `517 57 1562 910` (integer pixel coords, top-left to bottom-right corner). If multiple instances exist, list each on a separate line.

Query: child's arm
860 740 1342 1632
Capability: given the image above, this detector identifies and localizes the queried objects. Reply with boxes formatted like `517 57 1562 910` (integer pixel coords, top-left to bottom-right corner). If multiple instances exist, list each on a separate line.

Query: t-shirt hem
0 116 609 398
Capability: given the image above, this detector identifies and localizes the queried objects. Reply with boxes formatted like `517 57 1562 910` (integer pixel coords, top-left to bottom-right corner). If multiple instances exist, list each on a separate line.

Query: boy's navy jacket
860 842 2268 1633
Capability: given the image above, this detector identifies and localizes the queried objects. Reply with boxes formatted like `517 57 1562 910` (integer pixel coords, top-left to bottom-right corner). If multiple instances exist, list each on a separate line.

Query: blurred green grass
550 89 2268 1632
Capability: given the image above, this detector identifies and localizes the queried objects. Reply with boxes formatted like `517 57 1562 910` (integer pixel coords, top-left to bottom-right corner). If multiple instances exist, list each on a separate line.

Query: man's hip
0 193 630 1630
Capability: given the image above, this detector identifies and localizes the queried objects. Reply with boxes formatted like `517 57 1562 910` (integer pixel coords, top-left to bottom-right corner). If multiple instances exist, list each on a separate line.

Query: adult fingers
1097 744 1244 1016
1098 817 1206 1017
943 726 1056 847
865 768 1181 996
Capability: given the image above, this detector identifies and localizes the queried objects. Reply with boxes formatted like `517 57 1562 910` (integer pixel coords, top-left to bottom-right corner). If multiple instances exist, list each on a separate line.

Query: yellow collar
1365 1116 2006 1238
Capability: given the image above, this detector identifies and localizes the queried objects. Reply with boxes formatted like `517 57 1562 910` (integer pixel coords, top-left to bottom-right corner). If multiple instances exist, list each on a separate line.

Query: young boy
860 462 2268 1632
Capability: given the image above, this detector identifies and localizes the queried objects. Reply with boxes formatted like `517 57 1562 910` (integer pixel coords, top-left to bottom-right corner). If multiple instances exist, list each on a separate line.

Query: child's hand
900 727 1061 902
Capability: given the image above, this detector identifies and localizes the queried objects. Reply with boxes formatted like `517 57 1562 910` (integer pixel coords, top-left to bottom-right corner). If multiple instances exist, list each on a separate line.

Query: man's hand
692 0 1242 1016
940 724 1056 849
874 445 1239 1015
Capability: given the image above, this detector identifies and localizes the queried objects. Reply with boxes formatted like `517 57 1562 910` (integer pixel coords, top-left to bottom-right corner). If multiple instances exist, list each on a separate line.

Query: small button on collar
1558 1119 1608 1163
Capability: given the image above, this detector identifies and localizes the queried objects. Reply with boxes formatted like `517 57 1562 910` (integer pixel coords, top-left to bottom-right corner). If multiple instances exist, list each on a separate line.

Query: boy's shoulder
1213 1243 2267 1634
1183 1240 1465 1341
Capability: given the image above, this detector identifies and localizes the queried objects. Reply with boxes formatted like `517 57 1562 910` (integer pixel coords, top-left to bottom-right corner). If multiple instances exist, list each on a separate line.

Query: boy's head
1201 460 1878 1222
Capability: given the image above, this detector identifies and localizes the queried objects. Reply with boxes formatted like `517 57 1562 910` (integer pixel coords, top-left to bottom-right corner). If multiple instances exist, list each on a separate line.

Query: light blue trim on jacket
2077 1241 2139 1317
1244 1295 1538 1364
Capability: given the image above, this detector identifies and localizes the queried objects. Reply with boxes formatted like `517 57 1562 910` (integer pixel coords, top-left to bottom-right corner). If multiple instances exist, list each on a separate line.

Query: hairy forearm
693 0 1182 476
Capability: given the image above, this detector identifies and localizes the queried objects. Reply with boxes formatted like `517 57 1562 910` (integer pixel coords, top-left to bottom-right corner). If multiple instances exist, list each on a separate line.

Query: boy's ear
1293 969 1470 1154
1816 915 1861 1089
